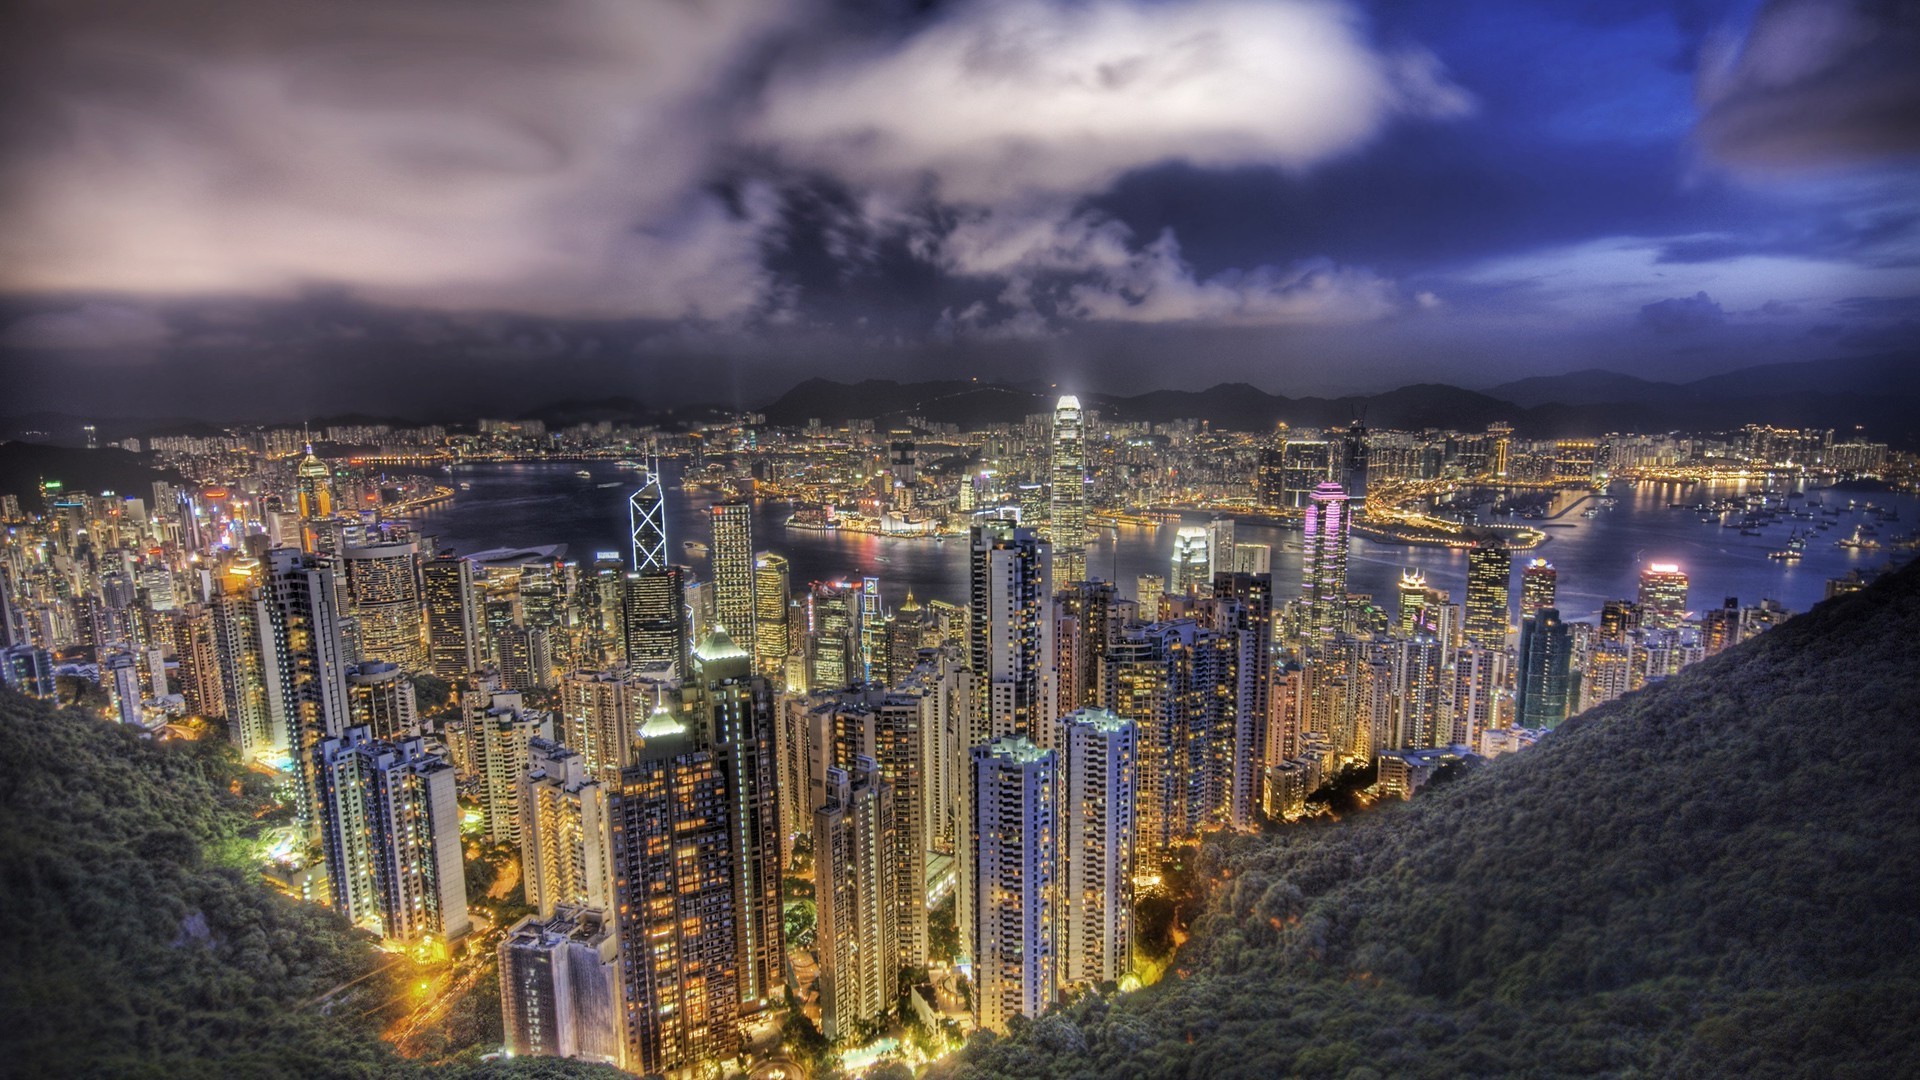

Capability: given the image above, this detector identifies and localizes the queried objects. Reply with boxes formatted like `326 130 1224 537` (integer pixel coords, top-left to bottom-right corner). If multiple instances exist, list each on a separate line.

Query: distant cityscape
0 399 1910 1076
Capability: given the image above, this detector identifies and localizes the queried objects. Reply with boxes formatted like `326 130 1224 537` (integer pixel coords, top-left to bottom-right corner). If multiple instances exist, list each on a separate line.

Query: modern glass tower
1464 544 1513 650
628 468 668 573
1049 395 1087 586
1301 481 1351 642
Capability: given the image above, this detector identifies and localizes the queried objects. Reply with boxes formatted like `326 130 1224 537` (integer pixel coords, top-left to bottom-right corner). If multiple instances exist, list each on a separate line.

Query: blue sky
0 0 1914 416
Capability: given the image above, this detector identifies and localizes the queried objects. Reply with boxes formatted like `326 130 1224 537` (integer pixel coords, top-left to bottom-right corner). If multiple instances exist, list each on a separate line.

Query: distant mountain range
761 351 1920 446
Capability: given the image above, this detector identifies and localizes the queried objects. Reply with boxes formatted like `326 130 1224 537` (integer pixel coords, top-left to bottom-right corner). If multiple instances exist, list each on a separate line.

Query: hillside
0 694 620 1080
0 442 183 507
940 561 1920 1079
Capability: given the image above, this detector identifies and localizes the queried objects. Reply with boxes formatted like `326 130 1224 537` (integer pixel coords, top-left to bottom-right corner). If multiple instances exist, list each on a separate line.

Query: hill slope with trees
941 561 1920 1079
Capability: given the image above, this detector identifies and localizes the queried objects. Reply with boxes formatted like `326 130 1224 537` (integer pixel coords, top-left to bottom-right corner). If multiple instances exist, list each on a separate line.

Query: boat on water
1767 548 1802 560
1582 507 1602 518
458 481 472 490
684 540 710 556
574 469 592 478
1836 526 1881 550
616 460 644 469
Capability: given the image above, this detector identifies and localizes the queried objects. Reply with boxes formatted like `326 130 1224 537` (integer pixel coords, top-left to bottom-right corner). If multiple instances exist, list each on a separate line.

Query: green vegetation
939 562 1920 1079
0 692 620 1079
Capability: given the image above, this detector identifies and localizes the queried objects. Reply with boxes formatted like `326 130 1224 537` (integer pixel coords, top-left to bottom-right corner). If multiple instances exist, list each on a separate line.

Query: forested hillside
942 562 1920 1079
0 692 617 1079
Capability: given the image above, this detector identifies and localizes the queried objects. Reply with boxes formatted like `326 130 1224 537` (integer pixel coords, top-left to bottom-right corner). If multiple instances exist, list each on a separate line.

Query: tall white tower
1049 396 1087 585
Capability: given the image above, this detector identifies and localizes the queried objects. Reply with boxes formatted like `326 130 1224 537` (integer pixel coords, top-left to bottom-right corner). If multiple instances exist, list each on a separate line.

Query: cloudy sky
1 0 1916 418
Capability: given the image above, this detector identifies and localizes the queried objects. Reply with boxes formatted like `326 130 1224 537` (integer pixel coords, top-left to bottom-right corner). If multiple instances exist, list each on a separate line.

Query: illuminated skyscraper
753 552 791 674
1135 574 1164 623
1638 563 1690 631
1396 568 1429 637
970 735 1058 1034
1049 395 1087 585
859 575 882 683
1170 526 1210 598
498 906 621 1067
622 567 686 678
1515 607 1572 729
1301 482 1351 641
1521 559 1558 617
1059 707 1136 988
628 469 668 573
314 728 469 944
609 706 740 1074
265 548 353 836
710 502 756 648
342 539 424 670
519 738 614 920
558 669 643 788
296 446 333 520
970 521 1055 742
814 757 896 1041
345 660 416 740
469 685 540 844
1464 545 1512 650
423 552 481 678
212 561 277 760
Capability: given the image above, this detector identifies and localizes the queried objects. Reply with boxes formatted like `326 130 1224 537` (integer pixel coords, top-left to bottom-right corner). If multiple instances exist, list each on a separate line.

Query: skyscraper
709 502 756 648
1464 544 1513 650
628 469 668 573
519 738 614 920
1515 607 1572 729
753 552 791 675
1212 572 1274 829
314 728 469 944
622 566 686 678
1059 707 1136 988
468 684 540 844
1049 395 1087 585
970 735 1058 1034
264 548 353 835
345 660 416 740
423 552 481 678
558 669 642 787
1301 482 1351 641
609 705 740 1074
1396 568 1429 638
342 538 423 669
814 757 896 1041
1169 526 1210 598
498 906 622 1066
1638 563 1690 631
970 521 1055 743
1521 558 1558 617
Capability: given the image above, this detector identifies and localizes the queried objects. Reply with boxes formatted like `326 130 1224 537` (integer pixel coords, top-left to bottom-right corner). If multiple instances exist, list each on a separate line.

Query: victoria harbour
412 461 1916 624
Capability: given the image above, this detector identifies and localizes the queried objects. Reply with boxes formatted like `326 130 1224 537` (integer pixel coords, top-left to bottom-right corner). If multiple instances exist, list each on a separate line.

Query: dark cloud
1695 0 1920 168
1640 291 1727 332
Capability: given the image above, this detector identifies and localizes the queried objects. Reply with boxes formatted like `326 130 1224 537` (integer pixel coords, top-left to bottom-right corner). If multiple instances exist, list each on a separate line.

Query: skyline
3 0 1918 418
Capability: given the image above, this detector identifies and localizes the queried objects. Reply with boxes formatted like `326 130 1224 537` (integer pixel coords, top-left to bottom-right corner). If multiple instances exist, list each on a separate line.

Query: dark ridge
0 442 184 506
938 559 1920 1080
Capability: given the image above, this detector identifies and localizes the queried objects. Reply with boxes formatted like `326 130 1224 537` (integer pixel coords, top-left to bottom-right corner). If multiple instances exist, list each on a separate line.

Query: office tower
622 566 687 679
970 521 1056 742
809 581 857 691
859 576 883 683
1169 526 1210 598
499 906 622 1067
1213 572 1274 829
1638 563 1690 631
1277 440 1338 509
264 548 353 834
313 728 469 944
609 705 740 1075
1206 517 1236 586
559 669 643 787
1521 559 1558 617
0 643 55 698
1233 543 1272 575
628 469 668 573
1049 395 1088 585
170 602 224 720
1389 632 1447 750
469 685 541 844
1055 580 1118 715
520 738 614 920
346 661 417 740
709 502 757 653
296 446 333 521
1300 482 1351 641
687 627 784 1010
969 735 1058 1034
814 757 897 1041
342 539 424 669
1515 608 1573 729
212 563 278 759
423 552 481 678
1135 573 1165 623
685 577 716 647
1396 569 1430 637
753 552 791 674
1059 708 1136 988
1464 545 1513 650
1342 418 1369 503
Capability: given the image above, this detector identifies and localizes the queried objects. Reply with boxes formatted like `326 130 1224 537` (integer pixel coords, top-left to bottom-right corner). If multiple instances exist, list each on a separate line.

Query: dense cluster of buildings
0 401 1900 1076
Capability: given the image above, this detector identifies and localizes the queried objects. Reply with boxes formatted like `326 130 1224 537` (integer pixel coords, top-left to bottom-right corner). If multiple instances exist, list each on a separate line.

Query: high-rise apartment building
342 539 423 669
345 660 416 740
313 728 469 944
499 906 622 1067
519 738 614 920
468 684 541 844
814 757 897 1041
1059 708 1136 988
264 548 353 834
970 735 1058 1034
970 521 1055 743
423 552 481 678
1049 395 1088 585
558 668 644 787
